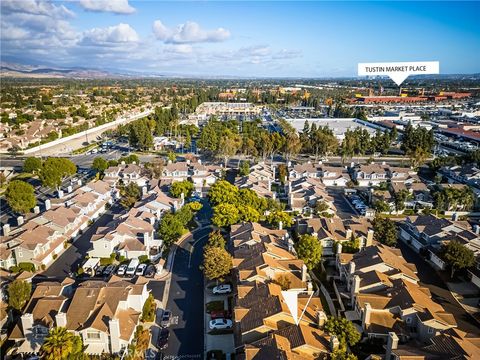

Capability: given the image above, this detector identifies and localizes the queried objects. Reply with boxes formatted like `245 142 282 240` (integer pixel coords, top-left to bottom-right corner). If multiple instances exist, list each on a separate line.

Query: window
428 328 434 334
406 317 412 324
87 331 101 339
18 251 23 257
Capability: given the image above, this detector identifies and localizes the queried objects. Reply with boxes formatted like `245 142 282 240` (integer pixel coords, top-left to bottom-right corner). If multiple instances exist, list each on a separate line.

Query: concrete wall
18 108 153 155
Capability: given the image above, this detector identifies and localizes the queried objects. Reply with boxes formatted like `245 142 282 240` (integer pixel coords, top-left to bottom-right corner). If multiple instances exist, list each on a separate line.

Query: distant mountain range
1 61 479 80
0 62 127 79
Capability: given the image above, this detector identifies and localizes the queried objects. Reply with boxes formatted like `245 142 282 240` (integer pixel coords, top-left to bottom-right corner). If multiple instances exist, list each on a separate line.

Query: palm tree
40 327 80 360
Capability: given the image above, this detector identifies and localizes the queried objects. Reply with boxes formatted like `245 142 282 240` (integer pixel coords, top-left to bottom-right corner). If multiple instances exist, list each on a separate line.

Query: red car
210 310 232 320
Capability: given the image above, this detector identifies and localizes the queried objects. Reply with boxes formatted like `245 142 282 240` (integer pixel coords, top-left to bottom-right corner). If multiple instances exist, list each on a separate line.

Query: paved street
42 203 123 277
160 226 210 359
328 188 358 219
397 239 480 334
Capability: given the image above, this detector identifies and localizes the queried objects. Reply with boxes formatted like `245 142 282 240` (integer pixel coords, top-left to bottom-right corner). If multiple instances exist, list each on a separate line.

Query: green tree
372 217 397 246
23 157 42 174
120 183 141 209
440 240 475 278
296 234 322 270
5 180 36 214
202 246 232 281
39 158 76 189
92 157 109 173
207 230 226 249
141 294 156 322
158 213 186 249
208 180 238 206
331 349 358 360
324 317 361 349
129 118 153 150
170 180 194 198
186 201 203 212
218 130 242 167
239 160 250 176
238 205 261 223
394 189 412 211
266 211 293 228
7 279 31 311
212 203 240 227
373 200 391 213
40 327 83 360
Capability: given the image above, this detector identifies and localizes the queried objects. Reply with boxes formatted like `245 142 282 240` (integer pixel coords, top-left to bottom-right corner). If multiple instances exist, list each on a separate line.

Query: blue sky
1 0 479 77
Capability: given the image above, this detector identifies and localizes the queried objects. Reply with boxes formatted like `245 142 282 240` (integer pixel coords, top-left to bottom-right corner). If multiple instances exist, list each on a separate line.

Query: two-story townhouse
319 165 350 187
387 166 418 184
189 161 222 195
353 164 389 187
440 164 480 186
354 278 457 342
289 162 321 179
121 164 148 187
9 277 148 356
287 177 336 214
241 324 332 360
89 212 156 260
230 222 291 251
162 161 189 180
296 217 374 256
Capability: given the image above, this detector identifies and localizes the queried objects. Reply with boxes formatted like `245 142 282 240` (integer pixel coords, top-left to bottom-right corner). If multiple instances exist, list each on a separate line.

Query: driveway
42 203 123 277
327 188 359 219
204 288 234 356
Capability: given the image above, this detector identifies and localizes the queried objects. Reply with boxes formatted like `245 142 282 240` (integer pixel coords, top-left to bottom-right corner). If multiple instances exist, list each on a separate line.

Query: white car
135 263 147 276
209 318 233 330
117 264 127 276
212 284 232 295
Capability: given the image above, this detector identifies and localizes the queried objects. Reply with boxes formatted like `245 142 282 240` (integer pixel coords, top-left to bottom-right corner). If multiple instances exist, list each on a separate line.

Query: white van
126 258 139 276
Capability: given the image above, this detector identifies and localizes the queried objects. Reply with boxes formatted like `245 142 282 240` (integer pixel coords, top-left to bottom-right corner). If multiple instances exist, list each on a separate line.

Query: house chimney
337 243 342 254
67 185 72 193
307 281 313 293
385 332 399 360
142 186 147 195
474 225 480 235
349 262 356 275
288 161 292 167
317 310 327 328
58 190 64 198
272 166 276 178
452 213 459 221
56 312 67 327
302 264 308 283
330 335 340 352
346 228 353 240
33 206 40 214
109 318 121 354
181 192 185 206
17 216 24 226
279 221 283 230
77 179 82 186
366 229 374 247
3 224 10 236
186 159 190 165
272 192 277 200
198 159 202 165
268 179 271 191
45 199 51 210
362 302 372 329
21 313 34 336
173 200 178 212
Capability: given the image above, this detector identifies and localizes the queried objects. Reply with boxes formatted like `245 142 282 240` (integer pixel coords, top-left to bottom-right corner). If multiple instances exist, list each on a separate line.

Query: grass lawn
72 143 98 155
206 300 224 313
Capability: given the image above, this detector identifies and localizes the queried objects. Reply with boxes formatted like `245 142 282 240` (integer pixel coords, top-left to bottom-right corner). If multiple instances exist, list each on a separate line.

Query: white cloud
78 0 135 14
82 23 139 45
153 20 230 44
1 0 74 17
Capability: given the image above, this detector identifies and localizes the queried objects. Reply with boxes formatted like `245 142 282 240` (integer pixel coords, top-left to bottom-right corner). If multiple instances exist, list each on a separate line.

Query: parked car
103 265 116 276
135 263 147 276
161 310 171 327
126 259 139 276
209 318 233 330
210 310 232 320
144 264 156 278
117 264 127 276
212 284 232 295
157 328 169 350
95 266 105 276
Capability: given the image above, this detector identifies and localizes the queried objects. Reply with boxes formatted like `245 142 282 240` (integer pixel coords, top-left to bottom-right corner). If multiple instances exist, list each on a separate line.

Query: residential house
9 277 148 355
230 222 291 251
289 162 321 179
353 164 389 187
440 164 480 187
386 166 418 184
319 165 350 187
296 216 374 255
287 177 336 214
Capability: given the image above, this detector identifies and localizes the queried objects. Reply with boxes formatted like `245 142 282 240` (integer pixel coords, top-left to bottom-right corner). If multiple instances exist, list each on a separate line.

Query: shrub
141 294 156 322
100 257 113 266
63 241 68 249
138 255 149 264
41 264 46 270
52 254 58 260
9 266 20 273
18 262 35 273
